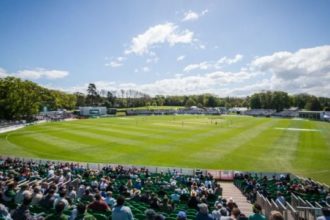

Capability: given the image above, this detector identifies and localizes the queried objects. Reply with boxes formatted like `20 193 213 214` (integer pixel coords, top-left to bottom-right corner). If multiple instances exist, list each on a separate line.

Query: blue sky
1 0 330 96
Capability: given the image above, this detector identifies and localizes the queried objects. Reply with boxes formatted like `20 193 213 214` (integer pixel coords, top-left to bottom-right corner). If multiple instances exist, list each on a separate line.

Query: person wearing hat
248 203 266 220
196 203 213 220
177 211 187 220
212 203 222 220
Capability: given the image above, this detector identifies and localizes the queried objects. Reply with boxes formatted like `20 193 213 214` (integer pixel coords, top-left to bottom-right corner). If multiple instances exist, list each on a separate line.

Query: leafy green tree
86 83 100 106
250 93 261 109
305 96 321 111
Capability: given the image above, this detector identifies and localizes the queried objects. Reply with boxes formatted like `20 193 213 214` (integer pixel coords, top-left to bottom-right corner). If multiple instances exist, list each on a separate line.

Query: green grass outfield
0 115 329 184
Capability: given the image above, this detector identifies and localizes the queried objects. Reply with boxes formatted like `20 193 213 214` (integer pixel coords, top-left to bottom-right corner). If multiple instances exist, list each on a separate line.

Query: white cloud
201 9 208 15
177 55 185 61
0 68 8 77
105 56 126 68
146 56 159 64
182 10 199 21
217 54 243 65
17 68 68 79
142 67 150 72
184 62 212 72
68 70 253 96
105 61 122 68
49 45 330 97
0 67 69 80
250 45 330 96
184 54 243 72
182 9 208 22
117 56 125 62
125 23 194 55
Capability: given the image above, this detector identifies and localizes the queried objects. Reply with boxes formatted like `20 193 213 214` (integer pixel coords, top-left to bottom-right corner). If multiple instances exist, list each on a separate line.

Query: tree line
0 77 76 120
1 78 329 121
77 83 330 111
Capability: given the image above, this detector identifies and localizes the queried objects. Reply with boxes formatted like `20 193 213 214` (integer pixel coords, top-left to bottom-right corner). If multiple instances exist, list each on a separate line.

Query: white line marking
275 127 320 132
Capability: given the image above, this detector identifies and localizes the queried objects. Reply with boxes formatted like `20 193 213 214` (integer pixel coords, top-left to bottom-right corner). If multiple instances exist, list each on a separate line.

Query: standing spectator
248 204 266 220
112 196 134 220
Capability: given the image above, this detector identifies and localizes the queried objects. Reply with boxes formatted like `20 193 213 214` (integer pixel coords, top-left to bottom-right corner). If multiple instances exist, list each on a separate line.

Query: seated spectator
317 207 330 220
231 208 242 220
177 211 187 220
219 208 230 220
226 198 238 214
187 192 199 209
269 211 284 220
144 209 156 220
88 193 110 212
112 196 134 220
105 191 116 208
149 194 161 210
14 184 30 204
275 192 285 205
155 213 165 220
11 194 33 220
248 204 266 220
2 182 16 204
54 189 69 210
170 191 180 203
70 203 96 220
67 185 77 203
0 203 12 220
31 186 43 206
40 189 55 209
212 203 222 220
45 201 68 220
196 203 213 220
80 189 94 204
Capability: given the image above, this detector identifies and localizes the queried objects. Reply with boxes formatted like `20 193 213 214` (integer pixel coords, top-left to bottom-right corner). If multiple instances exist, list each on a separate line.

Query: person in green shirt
248 203 266 220
45 201 69 220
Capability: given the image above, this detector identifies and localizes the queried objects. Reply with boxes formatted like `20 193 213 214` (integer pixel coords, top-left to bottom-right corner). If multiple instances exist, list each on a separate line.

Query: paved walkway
220 181 253 216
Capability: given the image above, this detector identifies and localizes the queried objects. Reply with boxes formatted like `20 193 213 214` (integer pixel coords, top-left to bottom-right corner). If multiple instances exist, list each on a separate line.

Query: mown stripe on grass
148 117 270 167
185 118 277 169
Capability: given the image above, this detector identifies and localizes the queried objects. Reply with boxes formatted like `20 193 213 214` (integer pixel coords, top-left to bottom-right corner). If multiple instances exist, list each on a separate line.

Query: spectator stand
234 172 329 220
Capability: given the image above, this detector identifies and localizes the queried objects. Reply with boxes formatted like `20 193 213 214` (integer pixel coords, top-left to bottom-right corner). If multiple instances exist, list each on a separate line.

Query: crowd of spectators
0 157 254 220
234 173 330 207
